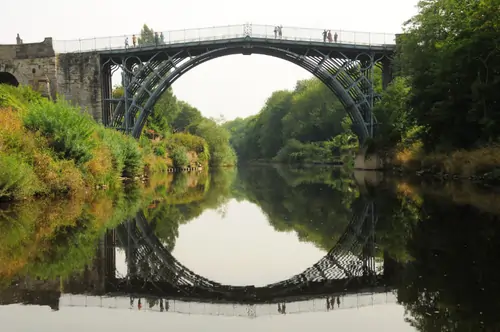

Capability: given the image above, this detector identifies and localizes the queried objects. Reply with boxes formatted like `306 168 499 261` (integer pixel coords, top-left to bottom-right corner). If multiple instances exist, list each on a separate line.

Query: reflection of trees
396 197 500 331
146 168 236 251
0 188 143 287
232 165 359 251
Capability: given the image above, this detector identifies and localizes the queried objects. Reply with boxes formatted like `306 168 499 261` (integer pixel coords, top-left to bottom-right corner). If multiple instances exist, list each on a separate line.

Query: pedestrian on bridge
278 25 283 39
274 26 278 39
155 32 159 46
124 36 129 49
16 33 23 45
327 30 333 42
322 30 327 42
334 32 338 43
132 34 137 47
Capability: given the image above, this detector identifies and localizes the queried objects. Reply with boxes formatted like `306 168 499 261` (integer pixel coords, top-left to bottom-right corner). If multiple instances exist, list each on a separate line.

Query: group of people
322 30 338 43
124 31 165 49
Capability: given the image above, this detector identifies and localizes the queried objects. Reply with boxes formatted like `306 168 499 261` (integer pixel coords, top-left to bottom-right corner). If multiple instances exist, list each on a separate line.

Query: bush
23 99 96 165
122 138 143 178
154 145 166 157
274 139 333 164
165 133 209 164
0 153 40 200
170 146 189 168
0 84 42 111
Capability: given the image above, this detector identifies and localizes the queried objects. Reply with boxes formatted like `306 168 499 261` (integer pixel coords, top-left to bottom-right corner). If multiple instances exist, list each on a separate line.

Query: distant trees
224 77 357 164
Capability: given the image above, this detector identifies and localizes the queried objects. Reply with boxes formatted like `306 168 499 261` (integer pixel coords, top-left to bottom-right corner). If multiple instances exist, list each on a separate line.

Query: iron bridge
98 23 396 142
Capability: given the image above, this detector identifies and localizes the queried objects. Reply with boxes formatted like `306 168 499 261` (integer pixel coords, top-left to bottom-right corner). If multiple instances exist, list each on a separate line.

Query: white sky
2 0 419 119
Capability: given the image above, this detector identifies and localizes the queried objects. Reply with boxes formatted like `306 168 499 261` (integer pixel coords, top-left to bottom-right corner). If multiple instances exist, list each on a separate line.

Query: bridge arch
102 38 391 142
0 72 19 87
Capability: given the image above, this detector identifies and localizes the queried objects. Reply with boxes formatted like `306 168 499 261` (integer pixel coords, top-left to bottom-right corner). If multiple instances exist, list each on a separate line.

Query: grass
391 141 500 179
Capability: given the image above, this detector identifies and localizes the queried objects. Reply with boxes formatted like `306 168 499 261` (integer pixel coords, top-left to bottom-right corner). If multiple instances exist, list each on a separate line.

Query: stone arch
106 42 380 141
0 72 19 87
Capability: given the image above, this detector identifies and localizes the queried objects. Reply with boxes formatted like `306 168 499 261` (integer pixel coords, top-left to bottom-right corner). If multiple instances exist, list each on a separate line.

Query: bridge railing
59 291 397 318
52 24 397 53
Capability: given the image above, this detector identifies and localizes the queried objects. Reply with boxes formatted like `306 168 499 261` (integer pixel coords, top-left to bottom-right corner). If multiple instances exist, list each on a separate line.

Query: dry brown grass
392 142 500 178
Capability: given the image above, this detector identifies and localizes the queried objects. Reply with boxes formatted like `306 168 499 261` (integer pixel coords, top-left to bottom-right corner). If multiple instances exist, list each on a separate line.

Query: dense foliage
224 78 358 165
369 0 500 179
0 85 144 200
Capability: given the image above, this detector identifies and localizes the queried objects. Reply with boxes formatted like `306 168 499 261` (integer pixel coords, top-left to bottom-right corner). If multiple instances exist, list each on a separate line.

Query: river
0 165 498 331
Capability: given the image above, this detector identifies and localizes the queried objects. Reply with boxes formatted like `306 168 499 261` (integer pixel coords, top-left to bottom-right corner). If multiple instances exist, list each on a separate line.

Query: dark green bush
23 99 95 165
154 145 166 157
170 146 189 168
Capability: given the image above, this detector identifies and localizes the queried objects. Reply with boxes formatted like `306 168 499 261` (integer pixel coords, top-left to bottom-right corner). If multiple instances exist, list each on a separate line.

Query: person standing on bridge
155 32 159 46
278 25 283 39
124 37 129 49
274 26 278 39
322 30 327 42
160 32 165 44
16 33 23 45
334 32 338 43
132 34 137 47
327 30 333 42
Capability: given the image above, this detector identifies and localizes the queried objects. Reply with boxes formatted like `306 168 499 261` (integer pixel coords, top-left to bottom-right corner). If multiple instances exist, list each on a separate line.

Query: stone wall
0 39 104 123
0 38 57 99
56 52 102 122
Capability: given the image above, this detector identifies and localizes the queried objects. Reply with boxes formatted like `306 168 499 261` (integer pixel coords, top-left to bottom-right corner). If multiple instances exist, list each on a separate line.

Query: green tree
138 24 155 45
398 0 500 151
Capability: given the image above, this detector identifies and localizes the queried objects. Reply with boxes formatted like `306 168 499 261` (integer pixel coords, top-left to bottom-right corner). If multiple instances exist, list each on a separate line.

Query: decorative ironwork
100 37 394 141
243 23 252 37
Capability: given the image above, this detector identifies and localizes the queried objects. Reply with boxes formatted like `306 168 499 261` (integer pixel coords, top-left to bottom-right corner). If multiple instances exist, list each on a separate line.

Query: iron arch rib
104 42 380 140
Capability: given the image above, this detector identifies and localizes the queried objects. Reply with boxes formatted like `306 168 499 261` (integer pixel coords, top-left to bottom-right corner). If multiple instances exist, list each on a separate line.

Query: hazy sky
2 0 419 119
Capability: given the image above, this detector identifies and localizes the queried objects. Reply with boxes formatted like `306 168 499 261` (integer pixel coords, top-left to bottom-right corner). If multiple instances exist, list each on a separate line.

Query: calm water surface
1 165 499 331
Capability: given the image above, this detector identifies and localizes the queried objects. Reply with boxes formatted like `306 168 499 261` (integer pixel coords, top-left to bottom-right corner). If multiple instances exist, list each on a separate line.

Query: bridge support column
104 230 116 282
381 57 393 90
101 64 112 126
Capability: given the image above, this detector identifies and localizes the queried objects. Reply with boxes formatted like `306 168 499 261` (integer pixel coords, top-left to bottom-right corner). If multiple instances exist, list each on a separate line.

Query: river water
1 165 499 331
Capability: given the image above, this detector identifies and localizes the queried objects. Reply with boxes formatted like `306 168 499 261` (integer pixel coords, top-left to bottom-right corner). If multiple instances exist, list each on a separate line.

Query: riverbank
0 85 216 201
386 143 500 184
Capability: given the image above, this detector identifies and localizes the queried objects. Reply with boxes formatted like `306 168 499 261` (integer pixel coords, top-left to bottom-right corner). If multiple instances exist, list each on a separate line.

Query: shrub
165 132 210 164
170 146 189 168
122 138 143 178
23 99 96 165
0 84 42 111
154 145 166 157
0 153 40 200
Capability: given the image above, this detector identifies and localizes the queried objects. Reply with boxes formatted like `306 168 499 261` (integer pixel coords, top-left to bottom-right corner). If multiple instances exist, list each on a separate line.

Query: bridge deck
96 37 395 63
98 36 395 59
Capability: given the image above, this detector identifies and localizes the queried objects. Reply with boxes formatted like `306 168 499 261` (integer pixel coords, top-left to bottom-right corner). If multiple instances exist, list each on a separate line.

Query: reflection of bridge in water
101 198 397 303
0 197 401 317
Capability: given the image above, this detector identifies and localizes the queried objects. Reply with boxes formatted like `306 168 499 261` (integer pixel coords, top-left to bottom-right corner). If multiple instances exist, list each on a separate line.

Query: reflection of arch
112 198 381 302
101 38 393 142
0 72 19 87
